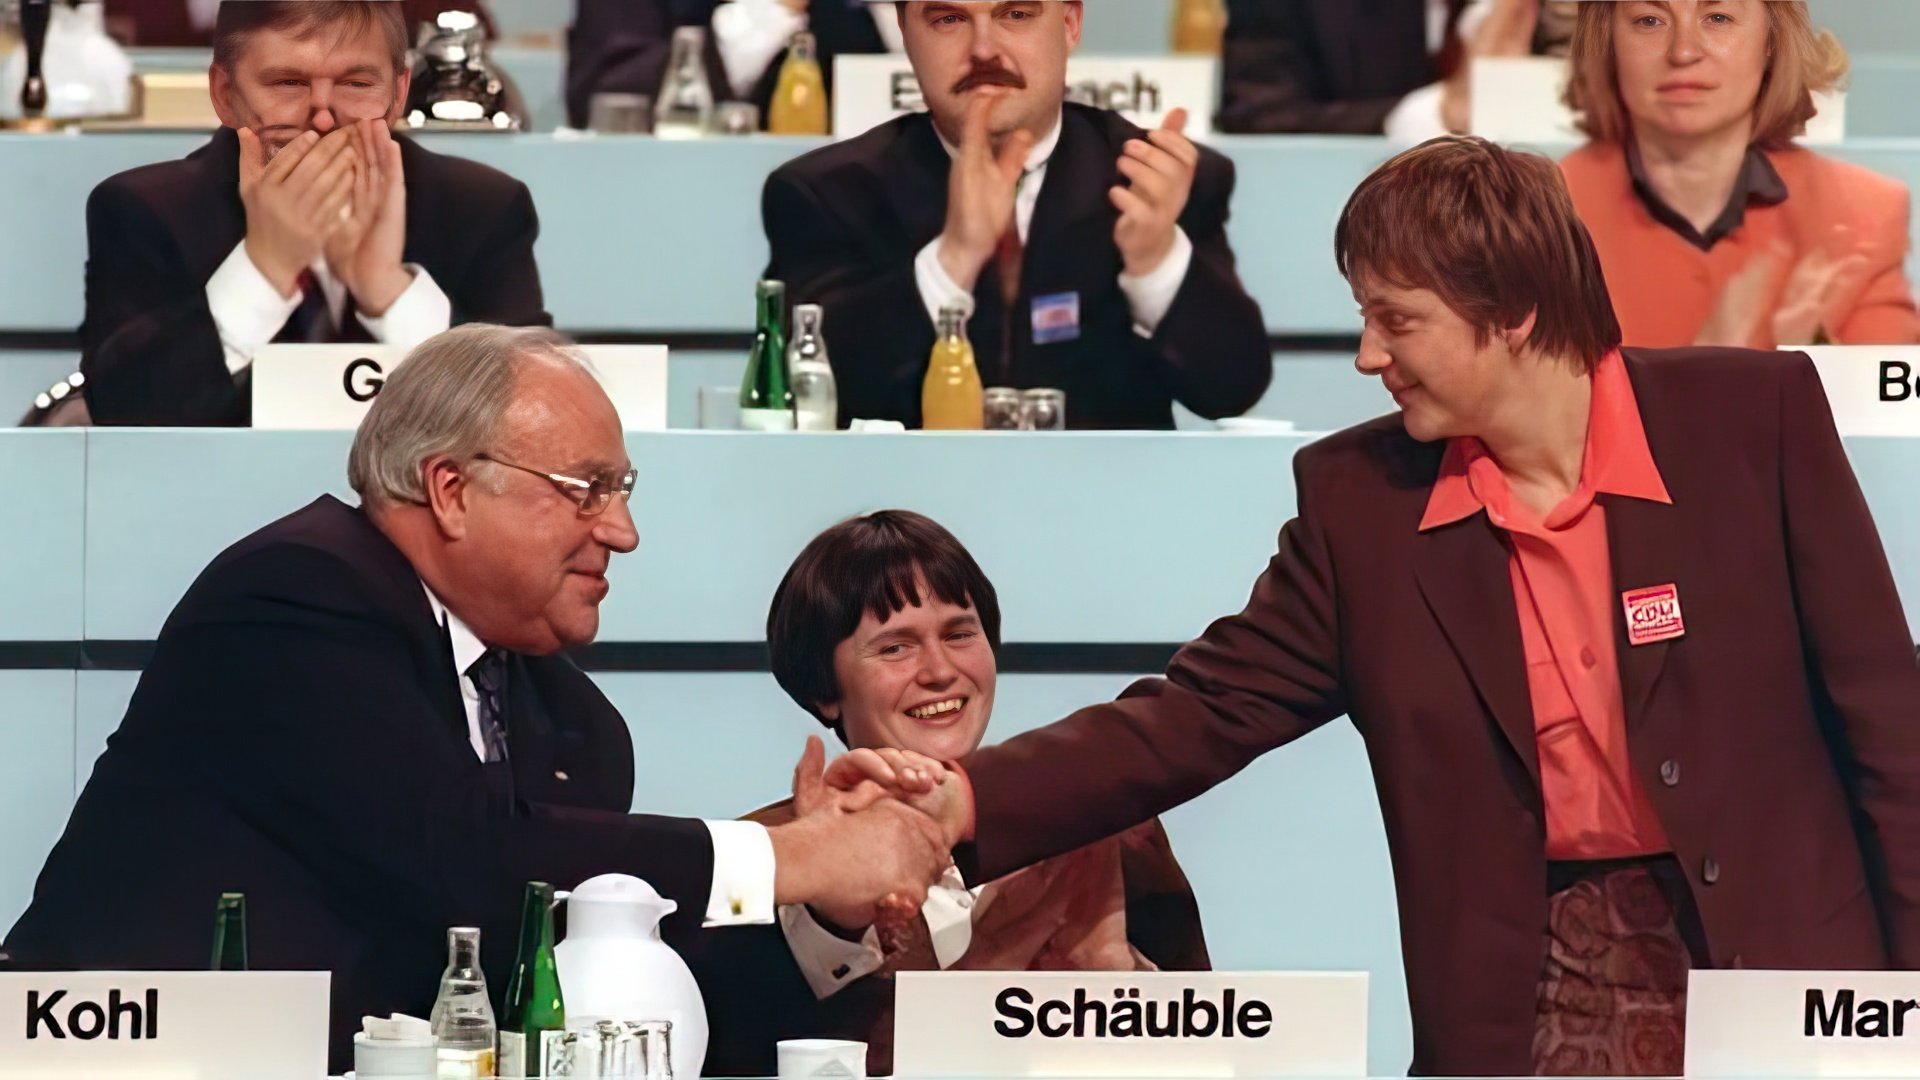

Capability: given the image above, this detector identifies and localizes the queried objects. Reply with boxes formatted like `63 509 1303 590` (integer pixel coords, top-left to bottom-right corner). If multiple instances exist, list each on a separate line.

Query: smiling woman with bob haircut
1559 0 1917 350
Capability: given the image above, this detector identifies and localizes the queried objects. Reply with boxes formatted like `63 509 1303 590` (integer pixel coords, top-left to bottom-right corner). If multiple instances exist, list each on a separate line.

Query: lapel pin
1622 583 1685 646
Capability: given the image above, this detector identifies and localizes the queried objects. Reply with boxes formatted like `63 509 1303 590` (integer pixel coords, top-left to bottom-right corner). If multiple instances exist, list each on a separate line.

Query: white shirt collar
935 108 1064 176
421 581 487 678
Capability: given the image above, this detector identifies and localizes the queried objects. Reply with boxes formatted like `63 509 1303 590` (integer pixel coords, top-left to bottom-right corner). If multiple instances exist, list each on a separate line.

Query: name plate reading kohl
1802 346 1920 438
252 343 670 431
892 971 1367 1078
0 971 330 1080
833 55 1218 140
1686 969 1920 1076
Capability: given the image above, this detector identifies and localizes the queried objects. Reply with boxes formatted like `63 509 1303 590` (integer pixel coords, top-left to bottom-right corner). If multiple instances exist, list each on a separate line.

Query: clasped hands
767 735 975 936
236 119 413 318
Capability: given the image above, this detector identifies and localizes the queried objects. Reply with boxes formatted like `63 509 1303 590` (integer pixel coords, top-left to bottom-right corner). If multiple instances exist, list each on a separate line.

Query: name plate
1686 969 1920 1076
832 55 1218 140
1470 56 1843 144
1804 346 1920 438
251 343 670 431
892 971 1367 1078
0 971 330 1080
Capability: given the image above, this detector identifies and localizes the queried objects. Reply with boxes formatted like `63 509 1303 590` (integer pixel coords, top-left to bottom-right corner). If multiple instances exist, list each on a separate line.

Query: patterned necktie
279 268 334 343
465 649 512 764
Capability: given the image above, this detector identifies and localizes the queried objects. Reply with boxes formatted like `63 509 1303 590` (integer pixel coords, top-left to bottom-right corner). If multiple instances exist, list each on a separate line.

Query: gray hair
347 324 589 507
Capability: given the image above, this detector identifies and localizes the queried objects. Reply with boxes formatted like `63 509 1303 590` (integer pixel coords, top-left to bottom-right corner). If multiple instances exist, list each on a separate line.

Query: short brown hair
213 1 410 75
1335 136 1622 370
1565 1 1849 149
767 511 1001 738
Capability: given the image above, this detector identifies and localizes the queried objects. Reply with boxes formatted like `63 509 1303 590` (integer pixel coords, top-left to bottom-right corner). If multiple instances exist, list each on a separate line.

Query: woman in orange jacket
1559 1 1917 349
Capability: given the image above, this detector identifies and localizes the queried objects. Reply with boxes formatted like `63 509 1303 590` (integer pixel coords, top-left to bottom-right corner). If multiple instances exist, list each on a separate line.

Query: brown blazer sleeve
961 452 1350 882
1119 819 1211 971
1777 353 1920 966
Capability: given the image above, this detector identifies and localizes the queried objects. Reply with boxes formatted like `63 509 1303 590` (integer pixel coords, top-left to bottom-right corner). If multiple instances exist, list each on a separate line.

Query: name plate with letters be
832 55 1218 141
1803 346 1920 438
0 971 330 1080
251 343 670 431
1686 969 1920 1077
892 971 1368 1078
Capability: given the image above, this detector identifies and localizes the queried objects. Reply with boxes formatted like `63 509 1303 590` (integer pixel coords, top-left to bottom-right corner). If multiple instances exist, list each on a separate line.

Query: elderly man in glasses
3 324 954 1075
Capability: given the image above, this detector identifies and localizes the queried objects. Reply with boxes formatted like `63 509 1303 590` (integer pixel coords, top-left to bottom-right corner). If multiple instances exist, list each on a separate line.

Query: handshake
765 736 978 933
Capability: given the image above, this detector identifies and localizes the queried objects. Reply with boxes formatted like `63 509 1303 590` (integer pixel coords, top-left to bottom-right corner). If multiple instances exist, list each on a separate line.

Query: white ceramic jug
553 874 707 1079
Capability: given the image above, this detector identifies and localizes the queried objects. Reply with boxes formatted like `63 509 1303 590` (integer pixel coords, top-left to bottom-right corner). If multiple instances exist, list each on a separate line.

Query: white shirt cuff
780 904 885 1000
914 237 977 328
354 265 451 349
712 0 807 99
1383 81 1449 144
700 820 776 926
921 865 975 968
206 241 301 376
1117 226 1193 338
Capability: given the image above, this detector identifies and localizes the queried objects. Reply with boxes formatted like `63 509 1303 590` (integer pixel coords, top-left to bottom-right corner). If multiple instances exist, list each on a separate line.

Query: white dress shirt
420 584 775 927
204 241 453 376
711 0 904 99
782 853 982 998
912 111 1195 339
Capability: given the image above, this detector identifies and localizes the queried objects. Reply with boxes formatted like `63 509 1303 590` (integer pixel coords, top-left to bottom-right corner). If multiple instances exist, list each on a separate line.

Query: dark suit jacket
0 496 798 1075
762 102 1271 429
959 348 1920 1074
1218 0 1464 135
80 127 549 427
565 0 883 130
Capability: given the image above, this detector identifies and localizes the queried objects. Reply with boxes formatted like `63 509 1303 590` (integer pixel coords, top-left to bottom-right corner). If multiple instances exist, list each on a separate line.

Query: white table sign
1802 346 1920 438
1471 56 1843 145
833 55 1218 140
1686 969 1920 1076
892 971 1367 1078
0 971 329 1080
251 343 670 431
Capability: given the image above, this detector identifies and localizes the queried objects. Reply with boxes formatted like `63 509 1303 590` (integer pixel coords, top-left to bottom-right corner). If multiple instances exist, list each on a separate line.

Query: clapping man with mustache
761 0 1270 430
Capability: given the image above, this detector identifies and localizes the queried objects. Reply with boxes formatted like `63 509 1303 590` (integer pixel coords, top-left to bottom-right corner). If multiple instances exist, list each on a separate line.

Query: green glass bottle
210 892 248 971
498 882 565 1078
738 279 795 431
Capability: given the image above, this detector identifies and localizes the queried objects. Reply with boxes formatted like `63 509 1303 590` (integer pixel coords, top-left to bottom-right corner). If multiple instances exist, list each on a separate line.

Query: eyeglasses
475 453 637 517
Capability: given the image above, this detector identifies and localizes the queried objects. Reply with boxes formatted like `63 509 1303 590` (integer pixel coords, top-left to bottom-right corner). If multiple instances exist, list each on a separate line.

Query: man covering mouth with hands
79 0 551 427
762 0 1271 429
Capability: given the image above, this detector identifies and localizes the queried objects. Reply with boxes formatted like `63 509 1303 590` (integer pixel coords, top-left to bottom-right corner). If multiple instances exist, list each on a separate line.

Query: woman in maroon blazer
874 136 1920 1076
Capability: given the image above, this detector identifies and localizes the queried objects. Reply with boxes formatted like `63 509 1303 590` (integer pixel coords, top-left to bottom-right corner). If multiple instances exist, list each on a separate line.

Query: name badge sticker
1622 583 1685 646
1031 292 1081 345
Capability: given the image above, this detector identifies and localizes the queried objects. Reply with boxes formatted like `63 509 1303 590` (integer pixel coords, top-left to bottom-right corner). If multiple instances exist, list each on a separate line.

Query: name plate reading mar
1804 346 1920 438
0 971 330 1080
892 971 1367 1078
1686 969 1920 1077
251 343 670 431
833 55 1217 140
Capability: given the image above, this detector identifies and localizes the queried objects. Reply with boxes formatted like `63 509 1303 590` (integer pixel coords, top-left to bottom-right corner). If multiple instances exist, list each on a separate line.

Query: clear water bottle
654 26 714 139
430 927 497 1077
788 303 838 431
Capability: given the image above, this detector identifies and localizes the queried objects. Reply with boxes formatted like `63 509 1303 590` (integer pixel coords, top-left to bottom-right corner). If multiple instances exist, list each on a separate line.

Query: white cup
777 1038 868 1080
351 1031 437 1078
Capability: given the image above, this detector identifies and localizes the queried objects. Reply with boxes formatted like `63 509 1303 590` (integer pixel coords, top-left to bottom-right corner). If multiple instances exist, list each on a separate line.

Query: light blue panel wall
83 430 356 640
0 672 77 931
0 431 85 641
1843 438 1920 641
0 353 80 422
593 669 1412 1074
73 671 140 795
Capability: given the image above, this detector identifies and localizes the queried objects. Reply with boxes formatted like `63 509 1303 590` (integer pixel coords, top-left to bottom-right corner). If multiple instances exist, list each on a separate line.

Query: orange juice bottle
922 301 983 430
1171 0 1226 54
768 32 829 135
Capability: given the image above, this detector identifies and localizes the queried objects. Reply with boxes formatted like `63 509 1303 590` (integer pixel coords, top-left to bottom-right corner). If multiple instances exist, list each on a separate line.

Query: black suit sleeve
1150 150 1272 419
1217 0 1407 135
79 178 245 426
449 178 551 328
763 166 934 424
155 543 717 929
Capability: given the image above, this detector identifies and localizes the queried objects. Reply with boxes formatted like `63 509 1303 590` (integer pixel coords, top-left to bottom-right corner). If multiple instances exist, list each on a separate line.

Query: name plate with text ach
1686 969 1920 1077
1803 346 1920 438
892 971 1368 1078
0 971 330 1080
832 55 1218 140
251 343 670 431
